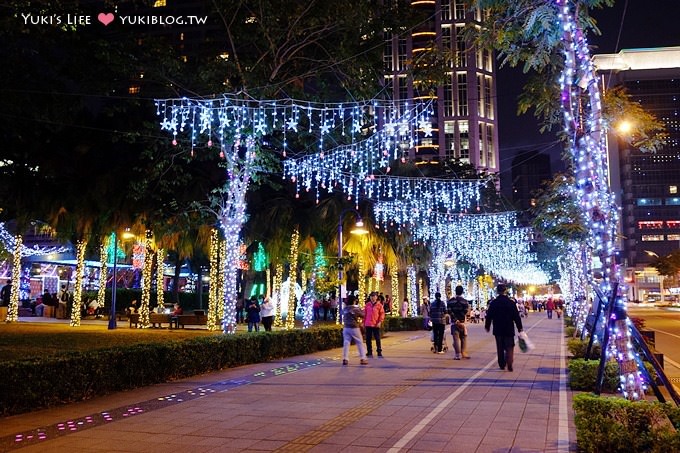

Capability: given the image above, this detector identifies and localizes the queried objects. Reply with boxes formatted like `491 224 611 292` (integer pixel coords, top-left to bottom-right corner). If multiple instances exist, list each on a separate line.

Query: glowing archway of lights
157 95 432 333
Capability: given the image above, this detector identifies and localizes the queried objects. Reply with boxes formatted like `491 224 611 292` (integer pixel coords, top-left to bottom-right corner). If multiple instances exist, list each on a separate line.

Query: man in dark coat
0 280 11 307
485 284 523 372
429 292 447 354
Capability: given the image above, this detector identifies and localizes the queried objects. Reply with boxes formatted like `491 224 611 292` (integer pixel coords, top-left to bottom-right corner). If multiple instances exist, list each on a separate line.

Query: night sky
496 0 680 191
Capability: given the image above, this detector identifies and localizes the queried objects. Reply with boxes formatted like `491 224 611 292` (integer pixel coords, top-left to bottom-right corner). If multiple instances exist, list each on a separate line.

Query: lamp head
350 218 368 235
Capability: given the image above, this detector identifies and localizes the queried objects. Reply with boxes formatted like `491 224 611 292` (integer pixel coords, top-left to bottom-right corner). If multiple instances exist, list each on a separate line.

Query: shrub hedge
384 316 425 331
2 317 428 417
1 326 342 417
568 358 620 392
567 337 602 359
573 393 680 453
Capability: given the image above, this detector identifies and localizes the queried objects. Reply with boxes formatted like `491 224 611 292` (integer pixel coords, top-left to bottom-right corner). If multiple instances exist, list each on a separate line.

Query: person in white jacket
260 296 275 331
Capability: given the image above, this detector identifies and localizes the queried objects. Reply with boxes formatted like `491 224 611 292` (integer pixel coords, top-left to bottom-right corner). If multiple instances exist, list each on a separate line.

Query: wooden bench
150 313 171 328
128 313 174 328
176 312 208 328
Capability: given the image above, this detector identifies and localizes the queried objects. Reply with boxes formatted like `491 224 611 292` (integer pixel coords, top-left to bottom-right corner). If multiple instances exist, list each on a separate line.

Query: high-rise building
510 150 552 214
594 47 680 302
384 1 499 173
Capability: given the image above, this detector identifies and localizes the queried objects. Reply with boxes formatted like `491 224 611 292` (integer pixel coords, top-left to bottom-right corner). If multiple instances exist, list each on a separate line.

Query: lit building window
128 85 140 94
667 198 680 206
641 235 665 241
668 234 680 241
456 72 467 116
667 220 680 229
636 198 662 206
671 185 678 194
638 221 664 230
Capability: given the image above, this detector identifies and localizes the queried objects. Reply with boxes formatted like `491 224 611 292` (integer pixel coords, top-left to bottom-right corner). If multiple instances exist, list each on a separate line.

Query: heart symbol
98 12 115 26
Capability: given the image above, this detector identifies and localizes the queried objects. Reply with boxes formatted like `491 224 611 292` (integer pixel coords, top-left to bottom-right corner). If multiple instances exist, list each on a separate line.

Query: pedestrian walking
429 292 447 354
342 296 368 366
363 291 385 358
485 284 524 372
546 298 556 319
447 285 470 360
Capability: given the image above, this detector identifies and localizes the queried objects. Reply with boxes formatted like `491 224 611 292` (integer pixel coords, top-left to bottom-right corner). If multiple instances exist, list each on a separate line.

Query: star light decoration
556 0 643 400
156 95 432 154
157 94 432 333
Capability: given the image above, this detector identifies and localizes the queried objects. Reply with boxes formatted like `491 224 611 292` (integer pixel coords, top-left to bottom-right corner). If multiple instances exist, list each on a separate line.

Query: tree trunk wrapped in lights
558 243 589 330
5 235 22 322
219 137 257 334
156 248 165 310
138 231 153 328
97 237 109 310
217 240 226 326
407 264 417 317
285 228 300 330
428 248 447 300
207 229 221 331
390 266 399 312
301 270 315 329
69 239 87 327
273 263 284 327
556 0 644 400
357 256 366 305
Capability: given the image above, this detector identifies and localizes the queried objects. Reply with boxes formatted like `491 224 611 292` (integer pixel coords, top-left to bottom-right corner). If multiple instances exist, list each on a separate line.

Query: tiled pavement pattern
0 315 575 452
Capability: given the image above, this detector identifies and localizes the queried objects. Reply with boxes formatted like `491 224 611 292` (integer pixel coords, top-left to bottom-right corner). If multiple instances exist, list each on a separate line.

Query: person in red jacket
363 291 385 358
545 298 556 319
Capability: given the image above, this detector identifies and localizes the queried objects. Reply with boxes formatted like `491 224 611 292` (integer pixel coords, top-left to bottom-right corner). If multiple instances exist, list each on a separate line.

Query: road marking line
557 321 570 452
387 357 496 452
651 328 680 341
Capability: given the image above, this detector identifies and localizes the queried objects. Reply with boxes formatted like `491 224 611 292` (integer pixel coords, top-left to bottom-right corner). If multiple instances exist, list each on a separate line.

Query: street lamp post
108 231 118 330
108 229 135 329
337 209 368 323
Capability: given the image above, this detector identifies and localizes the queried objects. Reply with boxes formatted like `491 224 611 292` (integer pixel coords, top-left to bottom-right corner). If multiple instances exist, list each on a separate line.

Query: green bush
565 326 576 338
573 393 680 453
567 337 601 359
568 358 620 392
0 326 342 417
384 316 425 331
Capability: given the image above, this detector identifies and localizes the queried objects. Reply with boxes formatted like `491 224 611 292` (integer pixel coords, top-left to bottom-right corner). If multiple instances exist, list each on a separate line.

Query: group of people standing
312 296 338 321
241 295 275 332
341 291 386 365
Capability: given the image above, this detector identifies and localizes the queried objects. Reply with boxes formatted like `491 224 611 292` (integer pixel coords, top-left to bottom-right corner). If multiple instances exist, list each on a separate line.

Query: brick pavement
0 314 576 452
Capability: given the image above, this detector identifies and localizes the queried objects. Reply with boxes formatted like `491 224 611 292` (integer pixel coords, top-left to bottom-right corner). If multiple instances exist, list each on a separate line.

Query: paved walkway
0 315 576 452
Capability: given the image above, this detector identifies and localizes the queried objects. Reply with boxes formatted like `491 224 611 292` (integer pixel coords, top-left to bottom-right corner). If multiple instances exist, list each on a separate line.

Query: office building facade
594 47 680 302
383 0 499 173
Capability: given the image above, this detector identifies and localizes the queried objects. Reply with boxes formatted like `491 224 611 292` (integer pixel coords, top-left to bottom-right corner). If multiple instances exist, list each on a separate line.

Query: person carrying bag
447 285 470 360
